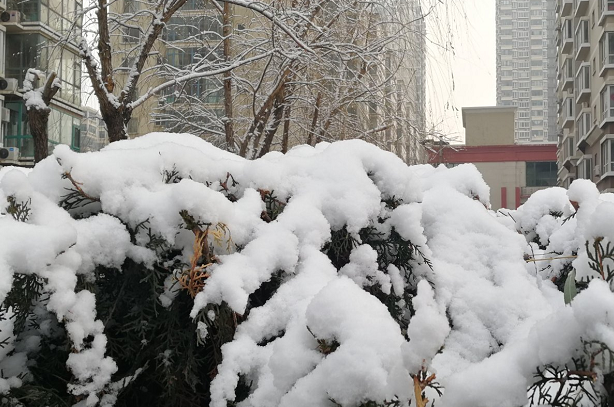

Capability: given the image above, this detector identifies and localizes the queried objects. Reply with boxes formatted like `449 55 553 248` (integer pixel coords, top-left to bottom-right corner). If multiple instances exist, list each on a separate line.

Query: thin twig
63 172 100 202
525 256 577 263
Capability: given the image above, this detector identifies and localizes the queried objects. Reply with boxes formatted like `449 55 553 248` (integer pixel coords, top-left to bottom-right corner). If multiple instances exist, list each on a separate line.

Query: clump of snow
3 134 614 406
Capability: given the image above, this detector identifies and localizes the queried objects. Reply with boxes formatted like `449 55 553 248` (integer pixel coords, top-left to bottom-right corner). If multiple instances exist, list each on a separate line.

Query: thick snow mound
1 134 614 406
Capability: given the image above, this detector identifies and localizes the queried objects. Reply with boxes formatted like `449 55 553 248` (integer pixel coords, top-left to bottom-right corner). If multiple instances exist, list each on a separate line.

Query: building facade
0 0 83 162
81 106 108 152
427 106 557 210
496 0 558 143
555 0 614 192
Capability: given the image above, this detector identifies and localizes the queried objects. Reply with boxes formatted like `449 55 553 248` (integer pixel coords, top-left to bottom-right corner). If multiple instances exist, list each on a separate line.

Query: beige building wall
556 0 614 192
473 161 526 210
462 106 516 146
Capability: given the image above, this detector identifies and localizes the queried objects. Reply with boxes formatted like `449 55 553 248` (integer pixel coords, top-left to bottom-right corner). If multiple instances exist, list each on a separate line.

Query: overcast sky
426 0 496 143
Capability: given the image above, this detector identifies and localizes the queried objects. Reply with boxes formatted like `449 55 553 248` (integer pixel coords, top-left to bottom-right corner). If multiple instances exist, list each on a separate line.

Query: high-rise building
0 0 83 160
555 0 614 191
496 0 557 144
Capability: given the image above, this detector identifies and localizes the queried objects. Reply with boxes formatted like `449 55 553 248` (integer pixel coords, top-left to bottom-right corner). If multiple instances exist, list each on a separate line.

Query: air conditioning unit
0 78 18 92
0 10 20 23
0 147 19 162
594 164 601 177
1 107 9 122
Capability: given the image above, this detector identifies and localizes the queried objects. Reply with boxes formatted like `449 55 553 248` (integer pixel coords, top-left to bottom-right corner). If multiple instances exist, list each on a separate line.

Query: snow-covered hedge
0 133 613 407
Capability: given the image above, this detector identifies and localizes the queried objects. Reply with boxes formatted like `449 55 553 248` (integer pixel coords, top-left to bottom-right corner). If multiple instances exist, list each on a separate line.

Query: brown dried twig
63 171 100 202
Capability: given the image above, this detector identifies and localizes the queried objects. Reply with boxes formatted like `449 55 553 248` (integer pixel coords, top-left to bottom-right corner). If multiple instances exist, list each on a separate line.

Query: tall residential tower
555 0 614 191
496 0 557 143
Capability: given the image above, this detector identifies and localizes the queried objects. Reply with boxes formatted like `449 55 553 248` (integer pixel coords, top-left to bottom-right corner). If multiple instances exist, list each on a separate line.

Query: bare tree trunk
257 93 285 158
239 65 294 157
25 72 60 163
29 111 51 163
81 0 189 144
105 113 129 143
222 1 234 151
281 102 291 153
307 92 321 146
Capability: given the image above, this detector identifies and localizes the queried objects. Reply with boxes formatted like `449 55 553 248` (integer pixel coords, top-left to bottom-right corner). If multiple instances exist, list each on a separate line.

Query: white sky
425 0 496 143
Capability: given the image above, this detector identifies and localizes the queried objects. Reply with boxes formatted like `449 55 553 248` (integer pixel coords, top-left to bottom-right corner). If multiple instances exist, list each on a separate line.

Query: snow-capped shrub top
3 134 614 407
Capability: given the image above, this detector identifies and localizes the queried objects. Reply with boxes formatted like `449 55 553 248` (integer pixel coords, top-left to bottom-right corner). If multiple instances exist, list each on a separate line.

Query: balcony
562 134 580 170
574 0 589 16
561 0 573 16
562 97 575 129
575 64 590 103
574 20 590 60
576 111 593 151
561 59 574 91
561 19 574 54
600 0 614 24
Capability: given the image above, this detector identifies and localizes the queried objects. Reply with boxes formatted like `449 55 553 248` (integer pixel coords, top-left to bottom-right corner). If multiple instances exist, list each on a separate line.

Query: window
119 55 136 70
515 21 529 28
563 19 573 41
526 162 557 187
0 30 4 77
601 85 614 121
601 0 614 15
579 157 593 180
164 15 222 41
127 118 139 134
575 64 590 93
576 20 589 45
602 139 614 174
122 26 140 43
531 130 543 139
72 125 81 151
123 0 139 13
600 32 614 68
578 112 592 140
564 97 574 118
516 130 530 139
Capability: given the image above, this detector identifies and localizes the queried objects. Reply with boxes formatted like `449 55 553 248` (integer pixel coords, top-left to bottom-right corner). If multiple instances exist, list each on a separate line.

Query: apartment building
555 0 614 191
114 0 427 164
81 106 108 152
496 0 558 144
0 0 83 161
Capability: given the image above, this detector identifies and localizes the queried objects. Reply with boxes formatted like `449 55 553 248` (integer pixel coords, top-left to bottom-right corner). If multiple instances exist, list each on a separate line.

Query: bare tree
22 70 62 163
77 0 313 142
154 0 432 161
